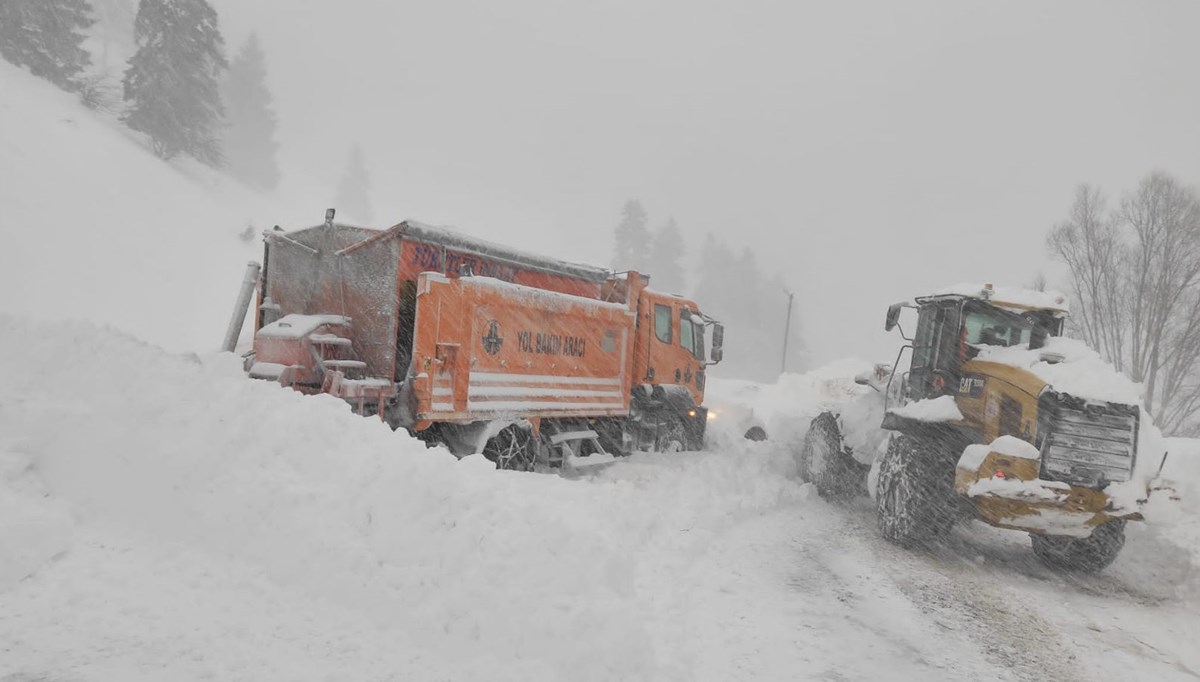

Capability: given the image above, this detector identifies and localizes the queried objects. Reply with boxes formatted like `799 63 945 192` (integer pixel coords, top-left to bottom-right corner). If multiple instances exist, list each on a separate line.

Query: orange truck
243 210 726 469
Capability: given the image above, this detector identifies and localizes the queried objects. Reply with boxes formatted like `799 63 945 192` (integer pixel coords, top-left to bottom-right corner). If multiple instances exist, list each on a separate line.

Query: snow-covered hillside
0 61 274 352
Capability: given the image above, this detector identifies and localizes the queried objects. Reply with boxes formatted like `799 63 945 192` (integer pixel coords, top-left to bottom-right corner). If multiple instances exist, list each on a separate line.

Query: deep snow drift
0 316 807 681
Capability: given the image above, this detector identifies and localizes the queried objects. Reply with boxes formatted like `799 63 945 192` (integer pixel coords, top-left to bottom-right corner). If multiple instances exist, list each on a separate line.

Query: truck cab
636 291 714 405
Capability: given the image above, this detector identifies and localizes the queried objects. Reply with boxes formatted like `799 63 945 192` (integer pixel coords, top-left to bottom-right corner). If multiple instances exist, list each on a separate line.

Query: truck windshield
678 312 706 360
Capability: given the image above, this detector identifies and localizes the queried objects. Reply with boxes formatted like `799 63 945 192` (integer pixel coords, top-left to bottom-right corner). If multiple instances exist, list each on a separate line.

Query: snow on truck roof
400 221 610 282
926 283 1070 314
276 219 612 283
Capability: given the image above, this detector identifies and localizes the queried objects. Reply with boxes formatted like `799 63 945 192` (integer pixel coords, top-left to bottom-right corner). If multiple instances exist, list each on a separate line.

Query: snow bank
1142 438 1200 582
706 360 892 470
706 359 875 446
0 315 806 681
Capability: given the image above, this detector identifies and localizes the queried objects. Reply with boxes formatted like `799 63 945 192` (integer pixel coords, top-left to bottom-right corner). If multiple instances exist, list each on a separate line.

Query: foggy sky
212 0 1200 372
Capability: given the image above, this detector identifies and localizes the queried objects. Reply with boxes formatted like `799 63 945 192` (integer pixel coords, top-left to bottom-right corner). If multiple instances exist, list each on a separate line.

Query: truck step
248 361 290 380
323 359 367 370
310 333 353 347
566 452 617 468
549 429 599 445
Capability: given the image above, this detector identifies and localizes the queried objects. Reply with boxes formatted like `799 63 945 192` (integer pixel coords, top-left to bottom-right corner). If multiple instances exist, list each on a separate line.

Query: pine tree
90 0 136 70
334 145 373 224
691 232 734 319
0 0 95 91
611 199 651 273
649 217 686 294
122 0 227 164
222 34 280 190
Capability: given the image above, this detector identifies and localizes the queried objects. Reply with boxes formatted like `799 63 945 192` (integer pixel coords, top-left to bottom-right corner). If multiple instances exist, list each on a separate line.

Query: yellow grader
801 284 1168 572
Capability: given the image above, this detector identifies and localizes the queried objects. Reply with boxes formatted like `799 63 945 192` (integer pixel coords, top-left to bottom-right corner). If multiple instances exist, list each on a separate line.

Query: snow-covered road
637 490 1199 681
1 317 1197 681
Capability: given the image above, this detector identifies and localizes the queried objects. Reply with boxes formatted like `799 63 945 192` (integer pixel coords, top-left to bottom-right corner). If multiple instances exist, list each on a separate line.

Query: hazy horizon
209 0 1200 370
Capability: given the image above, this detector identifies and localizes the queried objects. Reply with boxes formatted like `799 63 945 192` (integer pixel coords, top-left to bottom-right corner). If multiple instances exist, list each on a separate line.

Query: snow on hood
976 336 1143 405
933 283 1069 313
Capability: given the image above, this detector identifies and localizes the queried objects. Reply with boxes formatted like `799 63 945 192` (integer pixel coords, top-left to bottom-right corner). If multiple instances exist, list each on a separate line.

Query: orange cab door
638 296 704 399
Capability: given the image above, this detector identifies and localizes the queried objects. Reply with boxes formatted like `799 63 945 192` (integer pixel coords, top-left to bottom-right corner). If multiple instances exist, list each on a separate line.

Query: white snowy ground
2 317 1198 682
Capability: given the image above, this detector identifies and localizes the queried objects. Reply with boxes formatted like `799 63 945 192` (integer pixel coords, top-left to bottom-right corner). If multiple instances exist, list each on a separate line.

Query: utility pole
781 290 795 375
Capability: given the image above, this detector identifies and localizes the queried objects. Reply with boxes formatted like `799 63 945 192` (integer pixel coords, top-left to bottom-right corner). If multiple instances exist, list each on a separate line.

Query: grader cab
802 283 1157 572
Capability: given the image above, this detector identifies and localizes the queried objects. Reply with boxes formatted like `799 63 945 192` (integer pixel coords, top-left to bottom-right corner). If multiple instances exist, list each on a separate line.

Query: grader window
963 308 1033 348
680 310 694 353
912 305 949 372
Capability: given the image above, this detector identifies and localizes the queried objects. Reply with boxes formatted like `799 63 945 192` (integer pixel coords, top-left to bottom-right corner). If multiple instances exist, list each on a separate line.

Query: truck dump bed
410 272 635 425
259 220 610 383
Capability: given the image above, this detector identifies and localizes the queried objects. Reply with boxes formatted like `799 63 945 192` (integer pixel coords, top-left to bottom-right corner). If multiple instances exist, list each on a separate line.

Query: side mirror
885 302 905 331
711 324 725 363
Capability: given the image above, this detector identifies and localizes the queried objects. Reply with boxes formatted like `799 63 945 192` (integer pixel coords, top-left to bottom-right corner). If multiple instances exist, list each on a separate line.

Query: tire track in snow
799 499 1083 682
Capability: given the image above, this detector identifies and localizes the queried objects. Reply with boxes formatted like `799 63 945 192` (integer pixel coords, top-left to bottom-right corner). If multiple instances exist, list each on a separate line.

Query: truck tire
656 415 687 453
482 423 537 471
875 434 956 547
800 412 867 498
1030 520 1126 573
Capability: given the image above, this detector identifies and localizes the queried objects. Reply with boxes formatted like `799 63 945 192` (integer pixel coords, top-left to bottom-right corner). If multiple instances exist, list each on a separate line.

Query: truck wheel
800 412 867 498
637 411 688 453
1030 520 1126 573
483 424 537 471
875 434 956 547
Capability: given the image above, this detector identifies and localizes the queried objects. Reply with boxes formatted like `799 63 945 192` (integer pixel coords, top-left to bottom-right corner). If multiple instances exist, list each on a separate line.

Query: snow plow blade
954 428 1146 538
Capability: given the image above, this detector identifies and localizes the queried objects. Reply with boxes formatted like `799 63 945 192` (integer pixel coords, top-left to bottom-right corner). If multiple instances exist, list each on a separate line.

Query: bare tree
1119 173 1200 421
1048 173 1200 434
1046 185 1127 370
1027 271 1048 292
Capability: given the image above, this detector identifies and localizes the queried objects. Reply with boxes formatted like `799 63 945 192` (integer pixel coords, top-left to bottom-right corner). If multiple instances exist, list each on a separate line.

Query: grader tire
800 411 867 498
1031 520 1126 573
875 434 957 547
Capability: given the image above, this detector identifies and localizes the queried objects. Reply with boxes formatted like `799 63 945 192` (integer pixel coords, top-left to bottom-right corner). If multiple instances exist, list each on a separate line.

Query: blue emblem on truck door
482 320 504 355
